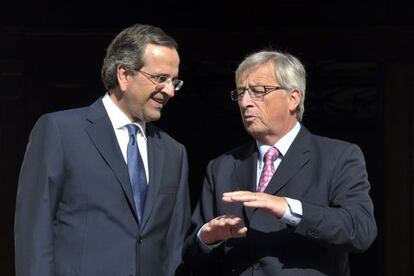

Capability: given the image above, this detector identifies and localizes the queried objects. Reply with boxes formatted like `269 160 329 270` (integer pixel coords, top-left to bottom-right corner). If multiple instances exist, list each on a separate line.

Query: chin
245 125 262 137
145 112 162 122
243 121 255 130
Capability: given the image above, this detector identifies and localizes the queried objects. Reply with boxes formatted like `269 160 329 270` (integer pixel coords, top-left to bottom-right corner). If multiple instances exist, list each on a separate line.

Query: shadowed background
1 0 414 275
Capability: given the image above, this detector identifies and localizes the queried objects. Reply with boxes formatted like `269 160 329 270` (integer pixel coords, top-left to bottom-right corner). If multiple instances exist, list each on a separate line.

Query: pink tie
257 147 279 192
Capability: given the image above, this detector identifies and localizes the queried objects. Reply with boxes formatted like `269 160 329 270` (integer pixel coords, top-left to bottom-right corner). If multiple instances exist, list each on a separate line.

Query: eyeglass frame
230 85 287 101
138 70 184 91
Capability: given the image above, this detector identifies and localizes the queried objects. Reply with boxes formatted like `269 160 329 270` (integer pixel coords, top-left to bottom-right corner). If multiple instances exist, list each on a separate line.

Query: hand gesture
222 191 288 218
200 214 247 245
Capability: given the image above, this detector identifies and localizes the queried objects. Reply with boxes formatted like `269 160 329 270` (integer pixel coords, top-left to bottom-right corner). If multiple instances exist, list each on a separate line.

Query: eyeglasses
138 70 184 91
230 85 286 101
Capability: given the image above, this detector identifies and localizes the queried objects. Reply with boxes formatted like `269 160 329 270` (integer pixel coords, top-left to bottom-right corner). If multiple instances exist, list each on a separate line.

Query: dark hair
101 24 178 90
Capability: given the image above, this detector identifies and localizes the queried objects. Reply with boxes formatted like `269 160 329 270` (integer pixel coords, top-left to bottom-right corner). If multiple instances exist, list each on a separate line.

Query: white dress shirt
256 121 302 226
102 93 149 183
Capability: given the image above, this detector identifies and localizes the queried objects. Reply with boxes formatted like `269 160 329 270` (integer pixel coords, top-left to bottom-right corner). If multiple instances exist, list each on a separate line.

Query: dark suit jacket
15 99 191 276
185 126 377 276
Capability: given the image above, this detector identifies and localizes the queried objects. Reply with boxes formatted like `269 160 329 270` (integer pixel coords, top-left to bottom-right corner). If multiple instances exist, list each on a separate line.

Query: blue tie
126 124 148 223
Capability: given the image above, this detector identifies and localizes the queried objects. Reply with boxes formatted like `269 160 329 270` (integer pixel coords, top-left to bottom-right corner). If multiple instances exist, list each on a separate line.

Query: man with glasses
185 50 377 275
15 24 190 276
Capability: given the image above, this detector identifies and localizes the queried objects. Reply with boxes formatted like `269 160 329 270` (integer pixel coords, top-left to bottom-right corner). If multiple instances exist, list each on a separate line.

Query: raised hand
200 214 248 245
222 191 288 218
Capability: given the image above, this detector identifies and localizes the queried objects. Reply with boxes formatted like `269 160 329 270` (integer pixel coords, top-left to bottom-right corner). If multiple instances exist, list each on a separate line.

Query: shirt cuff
281 197 303 226
197 224 224 253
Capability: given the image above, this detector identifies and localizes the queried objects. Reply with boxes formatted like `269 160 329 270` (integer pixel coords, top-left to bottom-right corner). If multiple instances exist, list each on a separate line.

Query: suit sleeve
183 160 224 275
294 144 377 252
164 145 192 276
14 114 64 276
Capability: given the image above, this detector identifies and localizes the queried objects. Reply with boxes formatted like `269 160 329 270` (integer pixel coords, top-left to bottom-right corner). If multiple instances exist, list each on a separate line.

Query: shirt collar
102 93 147 139
256 121 301 161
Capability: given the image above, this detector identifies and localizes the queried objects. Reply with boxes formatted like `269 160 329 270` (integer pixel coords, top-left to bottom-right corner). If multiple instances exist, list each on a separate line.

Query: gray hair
101 24 178 90
235 50 306 121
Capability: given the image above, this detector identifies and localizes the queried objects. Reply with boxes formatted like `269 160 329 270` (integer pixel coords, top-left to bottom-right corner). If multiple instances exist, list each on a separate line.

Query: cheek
265 102 287 119
261 102 275 116
129 86 148 103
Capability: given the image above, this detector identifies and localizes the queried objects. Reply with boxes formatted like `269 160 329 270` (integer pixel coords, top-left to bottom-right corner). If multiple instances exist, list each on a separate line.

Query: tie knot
126 124 140 145
126 124 139 137
264 147 279 162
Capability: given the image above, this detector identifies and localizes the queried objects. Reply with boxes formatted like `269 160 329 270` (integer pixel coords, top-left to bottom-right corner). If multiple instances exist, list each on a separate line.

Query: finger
227 217 244 227
242 196 285 217
242 194 275 208
230 226 248 237
223 191 251 198
202 224 212 232
242 200 268 209
222 191 253 202
210 216 241 228
215 214 232 220
213 214 236 224
223 192 259 203
221 217 243 228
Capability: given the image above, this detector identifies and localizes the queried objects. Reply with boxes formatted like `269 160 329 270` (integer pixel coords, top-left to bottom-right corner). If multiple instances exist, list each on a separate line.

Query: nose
239 89 253 107
160 81 176 97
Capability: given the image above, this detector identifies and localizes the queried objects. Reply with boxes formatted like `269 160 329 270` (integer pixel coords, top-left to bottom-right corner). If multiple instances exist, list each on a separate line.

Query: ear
117 65 130 92
288 89 301 113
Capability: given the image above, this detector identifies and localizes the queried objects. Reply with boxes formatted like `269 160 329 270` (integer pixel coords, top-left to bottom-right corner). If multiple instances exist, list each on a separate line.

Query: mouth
151 96 167 108
243 112 255 120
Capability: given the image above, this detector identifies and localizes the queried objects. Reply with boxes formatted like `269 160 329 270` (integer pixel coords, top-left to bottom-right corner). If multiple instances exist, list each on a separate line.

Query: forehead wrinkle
238 62 277 86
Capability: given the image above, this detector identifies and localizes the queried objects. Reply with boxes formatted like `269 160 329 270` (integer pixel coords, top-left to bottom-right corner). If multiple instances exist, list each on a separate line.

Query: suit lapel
139 124 163 231
264 126 311 195
84 99 139 222
234 142 258 219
